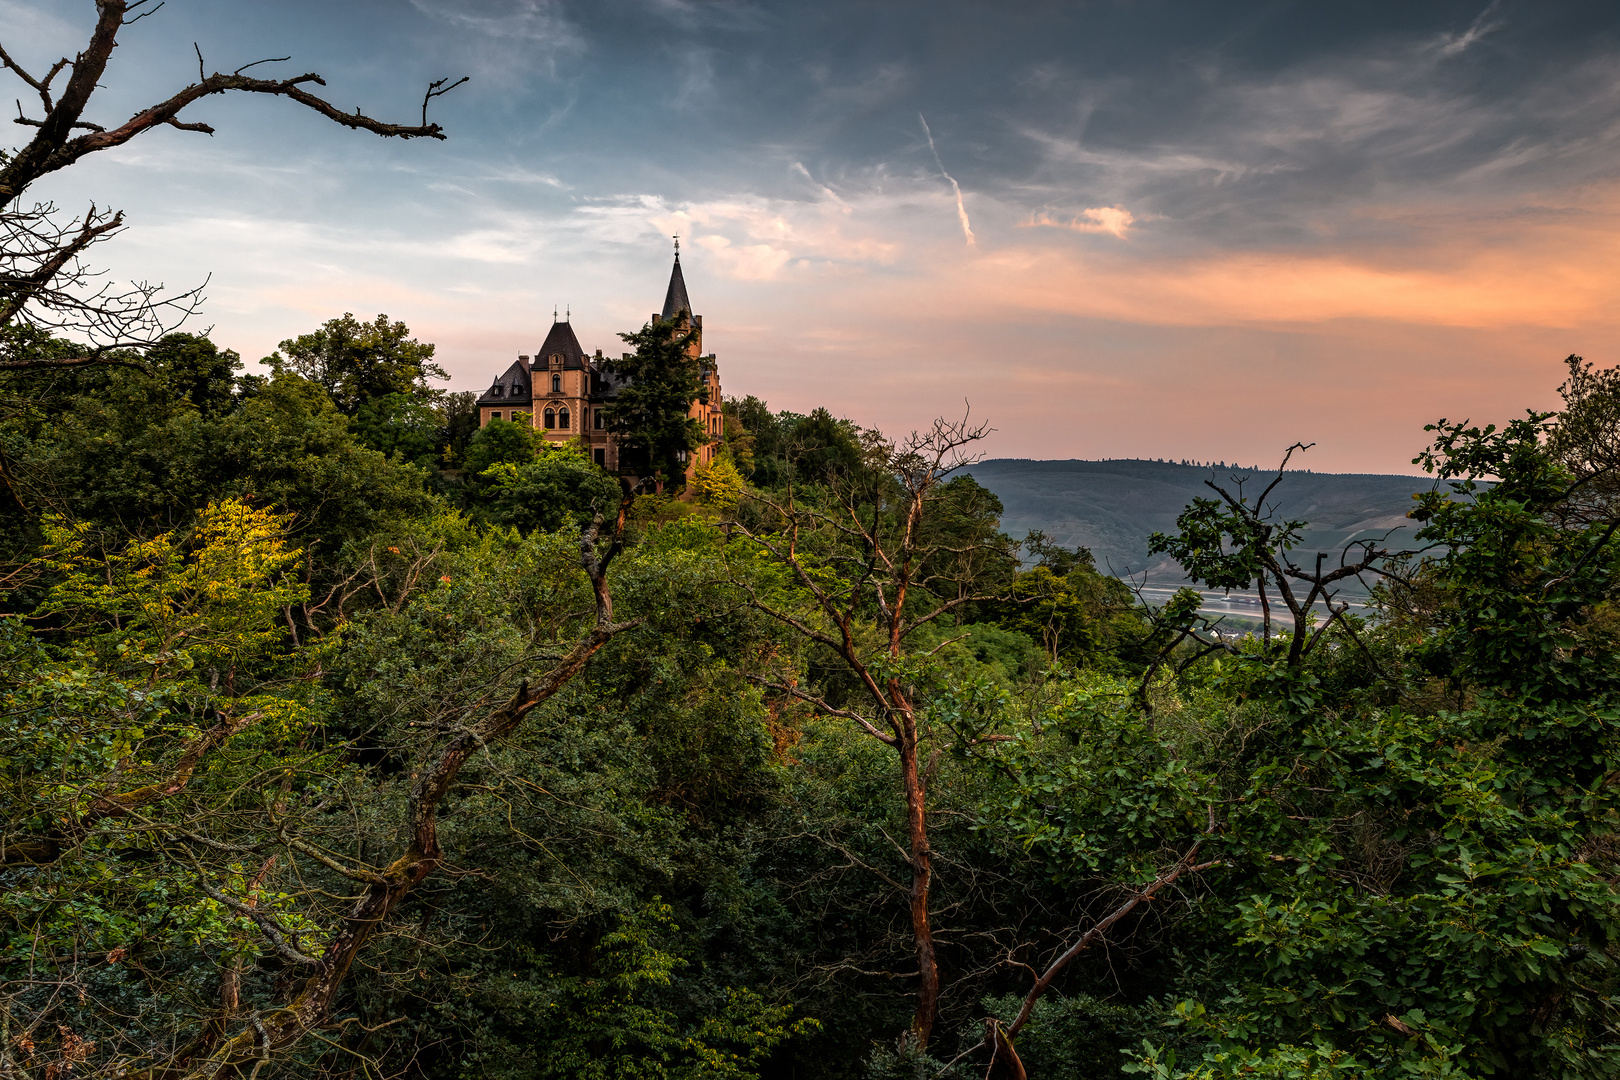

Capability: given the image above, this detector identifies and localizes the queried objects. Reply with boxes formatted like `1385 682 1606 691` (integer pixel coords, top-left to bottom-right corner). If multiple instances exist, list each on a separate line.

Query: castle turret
471 243 724 482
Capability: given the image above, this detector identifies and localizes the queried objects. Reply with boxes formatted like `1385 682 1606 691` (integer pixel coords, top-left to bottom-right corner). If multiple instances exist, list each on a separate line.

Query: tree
464 416 539 475
603 317 704 491
0 0 465 369
435 389 482 468
1 495 638 1078
263 313 446 418
145 332 241 420
690 456 745 511
478 441 624 534
351 391 440 468
1144 445 1394 705
731 411 1017 1048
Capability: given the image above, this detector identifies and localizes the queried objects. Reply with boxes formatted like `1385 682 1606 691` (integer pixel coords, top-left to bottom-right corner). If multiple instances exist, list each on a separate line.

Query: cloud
1434 1 1504 58
693 235 791 280
636 190 898 267
0 1 84 63
638 0 768 34
669 44 718 110
406 0 577 43
1026 206 1136 238
791 163 851 212
405 0 583 80
1005 30 1620 254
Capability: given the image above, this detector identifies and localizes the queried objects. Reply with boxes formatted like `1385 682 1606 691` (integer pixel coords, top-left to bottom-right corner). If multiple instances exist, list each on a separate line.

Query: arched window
594 410 605 430
551 374 561 393
543 408 555 429
558 408 570 430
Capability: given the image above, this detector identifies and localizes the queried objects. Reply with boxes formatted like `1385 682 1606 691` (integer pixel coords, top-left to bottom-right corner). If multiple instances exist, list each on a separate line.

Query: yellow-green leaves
691 457 745 511
36 498 309 669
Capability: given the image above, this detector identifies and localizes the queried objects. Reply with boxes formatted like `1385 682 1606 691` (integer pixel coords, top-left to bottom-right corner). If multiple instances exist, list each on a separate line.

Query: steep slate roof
533 320 589 370
660 255 692 322
477 360 532 405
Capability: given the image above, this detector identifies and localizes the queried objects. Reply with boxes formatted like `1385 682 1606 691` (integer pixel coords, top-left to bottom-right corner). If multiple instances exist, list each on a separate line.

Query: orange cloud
969 191 1620 330
1025 206 1137 239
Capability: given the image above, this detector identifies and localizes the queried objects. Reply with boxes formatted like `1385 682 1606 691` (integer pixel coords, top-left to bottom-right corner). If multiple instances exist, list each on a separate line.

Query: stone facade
475 251 722 478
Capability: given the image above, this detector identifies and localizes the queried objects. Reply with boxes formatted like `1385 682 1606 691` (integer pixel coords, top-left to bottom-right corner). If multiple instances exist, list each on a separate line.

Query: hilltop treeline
3 321 1620 1080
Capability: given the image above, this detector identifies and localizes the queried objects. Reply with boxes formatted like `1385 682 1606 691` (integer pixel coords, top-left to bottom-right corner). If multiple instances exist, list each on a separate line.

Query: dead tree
0 0 466 367
1141 443 1399 700
728 409 1015 1048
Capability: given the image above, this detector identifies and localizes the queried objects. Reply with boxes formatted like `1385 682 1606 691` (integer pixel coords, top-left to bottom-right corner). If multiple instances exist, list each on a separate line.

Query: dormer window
493 385 503 397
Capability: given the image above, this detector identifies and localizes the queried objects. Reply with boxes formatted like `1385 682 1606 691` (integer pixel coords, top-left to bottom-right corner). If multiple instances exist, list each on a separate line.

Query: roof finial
565 304 570 322
673 233 680 261
553 305 558 323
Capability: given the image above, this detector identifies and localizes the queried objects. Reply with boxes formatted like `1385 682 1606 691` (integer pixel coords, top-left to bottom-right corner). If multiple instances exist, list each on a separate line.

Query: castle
475 248 724 477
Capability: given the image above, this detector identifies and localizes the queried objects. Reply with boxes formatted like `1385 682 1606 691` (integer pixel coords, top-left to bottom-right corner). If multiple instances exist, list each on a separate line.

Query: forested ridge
4 316 1620 1079
961 459 1431 587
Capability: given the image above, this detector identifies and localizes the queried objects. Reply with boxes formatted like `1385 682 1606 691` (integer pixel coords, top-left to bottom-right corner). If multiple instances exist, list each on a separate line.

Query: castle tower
658 240 723 471
473 244 723 480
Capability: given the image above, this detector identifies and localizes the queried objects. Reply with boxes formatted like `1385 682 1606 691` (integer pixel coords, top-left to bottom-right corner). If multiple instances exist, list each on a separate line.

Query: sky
5 0 1620 473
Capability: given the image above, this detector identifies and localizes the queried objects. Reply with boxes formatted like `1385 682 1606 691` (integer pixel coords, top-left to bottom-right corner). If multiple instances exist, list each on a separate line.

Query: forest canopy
5 12 1620 1073
3 303 1620 1080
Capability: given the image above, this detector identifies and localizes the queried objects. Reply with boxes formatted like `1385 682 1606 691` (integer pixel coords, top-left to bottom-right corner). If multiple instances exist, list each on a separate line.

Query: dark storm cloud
407 0 1620 239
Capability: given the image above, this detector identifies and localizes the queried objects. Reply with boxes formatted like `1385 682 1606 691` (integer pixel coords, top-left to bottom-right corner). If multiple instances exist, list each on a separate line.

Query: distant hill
963 458 1438 588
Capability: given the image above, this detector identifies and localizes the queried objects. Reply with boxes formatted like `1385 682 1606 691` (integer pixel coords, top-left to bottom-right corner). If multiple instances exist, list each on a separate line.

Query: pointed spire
660 239 692 322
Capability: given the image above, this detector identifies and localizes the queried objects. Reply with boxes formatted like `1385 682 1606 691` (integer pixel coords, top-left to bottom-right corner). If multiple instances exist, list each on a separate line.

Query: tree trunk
898 713 939 1047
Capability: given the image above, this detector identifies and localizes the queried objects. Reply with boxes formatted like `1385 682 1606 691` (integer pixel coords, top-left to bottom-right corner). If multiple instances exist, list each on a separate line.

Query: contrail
792 161 849 209
919 113 975 247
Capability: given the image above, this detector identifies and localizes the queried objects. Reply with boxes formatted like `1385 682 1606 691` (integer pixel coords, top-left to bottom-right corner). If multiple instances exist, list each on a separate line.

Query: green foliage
604 318 705 489
993 561 1143 668
690 456 745 510
353 389 440 467
145 332 242 419
263 311 446 416
719 397 862 488
35 497 309 667
1148 492 1296 593
464 415 539 474
476 440 624 533
1409 411 1620 706
985 993 1175 1078
8 338 1620 1080
512 903 816 1080
437 389 483 467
